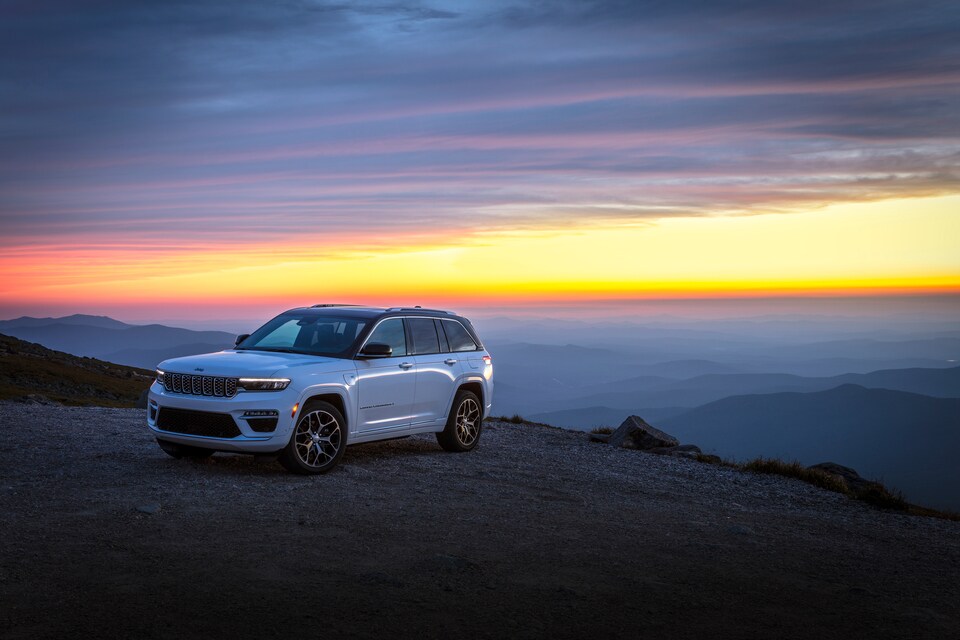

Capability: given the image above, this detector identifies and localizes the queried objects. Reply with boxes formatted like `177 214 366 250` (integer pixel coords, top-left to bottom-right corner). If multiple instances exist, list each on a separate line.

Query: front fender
294 382 355 442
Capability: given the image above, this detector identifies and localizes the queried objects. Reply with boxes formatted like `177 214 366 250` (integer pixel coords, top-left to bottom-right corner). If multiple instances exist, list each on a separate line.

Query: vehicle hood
157 350 354 378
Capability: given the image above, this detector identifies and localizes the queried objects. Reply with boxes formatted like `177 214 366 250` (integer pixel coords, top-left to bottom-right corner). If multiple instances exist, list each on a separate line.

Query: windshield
237 313 369 357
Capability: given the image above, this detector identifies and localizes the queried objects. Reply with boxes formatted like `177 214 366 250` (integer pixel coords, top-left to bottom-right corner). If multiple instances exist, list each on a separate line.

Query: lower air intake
156 408 241 438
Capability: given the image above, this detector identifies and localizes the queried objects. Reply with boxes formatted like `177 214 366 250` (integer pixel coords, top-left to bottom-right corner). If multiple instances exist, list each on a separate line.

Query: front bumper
146 382 299 453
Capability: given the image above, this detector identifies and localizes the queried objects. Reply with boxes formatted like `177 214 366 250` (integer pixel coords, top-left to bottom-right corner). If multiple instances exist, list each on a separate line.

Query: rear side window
408 318 441 355
442 319 478 352
365 318 407 357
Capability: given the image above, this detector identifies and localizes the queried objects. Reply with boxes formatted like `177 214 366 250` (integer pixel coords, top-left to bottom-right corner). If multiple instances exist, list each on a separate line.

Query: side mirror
235 333 250 346
359 342 393 358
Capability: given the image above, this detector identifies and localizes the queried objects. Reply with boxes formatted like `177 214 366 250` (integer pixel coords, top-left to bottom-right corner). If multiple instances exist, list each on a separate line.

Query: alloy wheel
294 409 342 468
455 397 481 446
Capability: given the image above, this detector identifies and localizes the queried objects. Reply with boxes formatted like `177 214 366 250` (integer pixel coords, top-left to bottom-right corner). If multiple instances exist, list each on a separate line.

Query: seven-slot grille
164 372 238 397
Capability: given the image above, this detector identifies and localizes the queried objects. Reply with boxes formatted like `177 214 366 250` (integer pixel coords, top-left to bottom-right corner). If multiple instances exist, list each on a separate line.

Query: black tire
278 400 347 474
437 389 483 452
156 438 215 459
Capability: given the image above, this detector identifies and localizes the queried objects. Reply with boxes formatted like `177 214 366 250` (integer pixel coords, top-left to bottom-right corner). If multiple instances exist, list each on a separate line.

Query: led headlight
237 377 291 391
155 369 166 385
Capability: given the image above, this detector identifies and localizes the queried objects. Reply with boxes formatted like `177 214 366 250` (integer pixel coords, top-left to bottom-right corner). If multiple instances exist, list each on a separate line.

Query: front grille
156 408 241 438
164 373 237 398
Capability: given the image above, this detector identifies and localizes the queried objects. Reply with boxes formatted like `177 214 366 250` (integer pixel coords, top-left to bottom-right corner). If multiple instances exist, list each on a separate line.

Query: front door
354 318 416 434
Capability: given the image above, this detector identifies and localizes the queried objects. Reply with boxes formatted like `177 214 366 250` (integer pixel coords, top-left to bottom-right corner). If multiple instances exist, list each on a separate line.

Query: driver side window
365 318 407 357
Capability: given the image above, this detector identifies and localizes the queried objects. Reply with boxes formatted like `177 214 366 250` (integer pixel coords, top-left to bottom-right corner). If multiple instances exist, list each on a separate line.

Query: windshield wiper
237 346 345 358
238 346 301 354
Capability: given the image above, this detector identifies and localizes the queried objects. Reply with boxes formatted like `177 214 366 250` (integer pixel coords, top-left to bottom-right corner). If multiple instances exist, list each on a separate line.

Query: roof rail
310 303 360 308
385 306 454 314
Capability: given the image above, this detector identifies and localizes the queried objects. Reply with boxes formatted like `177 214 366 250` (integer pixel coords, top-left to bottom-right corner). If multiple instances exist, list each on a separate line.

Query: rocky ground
1 402 958 639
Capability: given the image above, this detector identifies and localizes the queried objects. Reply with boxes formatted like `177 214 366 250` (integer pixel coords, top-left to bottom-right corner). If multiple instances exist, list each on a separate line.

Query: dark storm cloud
0 0 958 244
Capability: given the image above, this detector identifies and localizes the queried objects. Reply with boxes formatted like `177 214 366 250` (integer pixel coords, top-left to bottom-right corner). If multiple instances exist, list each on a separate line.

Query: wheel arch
298 391 349 430
457 380 484 407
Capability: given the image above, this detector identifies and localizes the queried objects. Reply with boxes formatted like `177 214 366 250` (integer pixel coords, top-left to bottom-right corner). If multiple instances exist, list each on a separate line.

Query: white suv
146 305 493 474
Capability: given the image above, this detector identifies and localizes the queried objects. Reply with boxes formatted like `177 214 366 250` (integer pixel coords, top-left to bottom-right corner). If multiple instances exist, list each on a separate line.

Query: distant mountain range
0 333 152 407
520 365 960 422
660 385 960 511
0 314 235 369
490 340 959 417
0 314 130 330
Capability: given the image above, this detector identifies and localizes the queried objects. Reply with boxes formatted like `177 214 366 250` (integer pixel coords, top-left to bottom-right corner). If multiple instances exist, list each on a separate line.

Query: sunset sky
1 1 958 322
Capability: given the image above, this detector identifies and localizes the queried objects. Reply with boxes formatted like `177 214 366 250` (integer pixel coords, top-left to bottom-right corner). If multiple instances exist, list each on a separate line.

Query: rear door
354 318 416 434
408 317 459 426
440 318 484 371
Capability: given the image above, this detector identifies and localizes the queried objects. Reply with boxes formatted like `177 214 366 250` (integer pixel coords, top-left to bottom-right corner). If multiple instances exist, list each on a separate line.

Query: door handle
444 359 457 365
399 362 413 370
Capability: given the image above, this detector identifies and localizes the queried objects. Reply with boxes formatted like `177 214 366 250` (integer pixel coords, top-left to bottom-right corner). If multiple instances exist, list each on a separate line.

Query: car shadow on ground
152 435 449 477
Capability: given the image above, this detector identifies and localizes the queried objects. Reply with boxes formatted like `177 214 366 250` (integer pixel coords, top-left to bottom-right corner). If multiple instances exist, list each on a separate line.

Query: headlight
156 369 166 385
238 377 291 391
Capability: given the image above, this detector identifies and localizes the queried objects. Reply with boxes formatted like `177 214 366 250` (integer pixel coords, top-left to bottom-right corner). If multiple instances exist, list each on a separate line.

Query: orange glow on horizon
2 194 958 314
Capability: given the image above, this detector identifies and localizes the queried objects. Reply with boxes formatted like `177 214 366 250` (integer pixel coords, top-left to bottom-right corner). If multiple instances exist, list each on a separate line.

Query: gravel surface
1 403 958 639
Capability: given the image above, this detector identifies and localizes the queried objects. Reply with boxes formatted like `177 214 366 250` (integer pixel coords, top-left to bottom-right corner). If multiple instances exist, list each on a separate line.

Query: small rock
136 503 161 515
648 444 702 459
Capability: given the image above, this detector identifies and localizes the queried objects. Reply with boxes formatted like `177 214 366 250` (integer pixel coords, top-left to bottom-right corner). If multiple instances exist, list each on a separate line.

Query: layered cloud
0 1 958 292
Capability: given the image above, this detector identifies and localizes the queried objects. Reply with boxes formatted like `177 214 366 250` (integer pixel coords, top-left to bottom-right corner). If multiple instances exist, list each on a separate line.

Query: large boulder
590 415 679 450
808 462 881 493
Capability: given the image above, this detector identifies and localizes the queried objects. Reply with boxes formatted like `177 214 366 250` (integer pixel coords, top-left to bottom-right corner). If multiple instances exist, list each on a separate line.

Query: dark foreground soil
1 403 958 639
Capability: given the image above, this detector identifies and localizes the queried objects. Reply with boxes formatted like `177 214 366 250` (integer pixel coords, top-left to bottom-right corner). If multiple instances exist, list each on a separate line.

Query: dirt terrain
1 403 958 639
